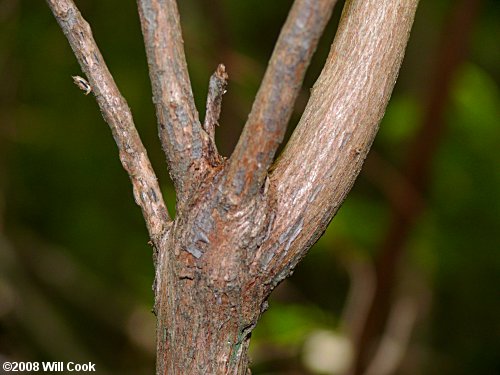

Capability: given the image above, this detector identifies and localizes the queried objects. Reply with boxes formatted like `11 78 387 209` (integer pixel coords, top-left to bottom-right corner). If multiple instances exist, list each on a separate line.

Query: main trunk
154 266 255 374
152 171 273 374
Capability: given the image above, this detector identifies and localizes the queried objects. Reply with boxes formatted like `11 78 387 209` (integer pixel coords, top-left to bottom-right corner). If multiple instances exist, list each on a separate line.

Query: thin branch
137 0 207 200
46 0 170 238
253 0 419 289
203 63 228 165
224 0 338 202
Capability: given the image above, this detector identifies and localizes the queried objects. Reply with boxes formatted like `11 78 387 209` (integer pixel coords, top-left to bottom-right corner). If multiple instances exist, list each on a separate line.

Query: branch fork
46 0 419 372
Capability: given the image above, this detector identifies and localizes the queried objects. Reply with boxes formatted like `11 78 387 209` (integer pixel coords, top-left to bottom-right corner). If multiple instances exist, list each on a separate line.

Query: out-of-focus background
1 0 499 374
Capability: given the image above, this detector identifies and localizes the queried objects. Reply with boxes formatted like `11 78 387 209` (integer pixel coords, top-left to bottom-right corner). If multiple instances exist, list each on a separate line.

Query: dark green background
0 0 498 374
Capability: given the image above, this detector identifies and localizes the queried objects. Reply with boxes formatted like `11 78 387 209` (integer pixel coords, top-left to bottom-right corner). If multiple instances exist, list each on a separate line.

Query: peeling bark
46 0 419 373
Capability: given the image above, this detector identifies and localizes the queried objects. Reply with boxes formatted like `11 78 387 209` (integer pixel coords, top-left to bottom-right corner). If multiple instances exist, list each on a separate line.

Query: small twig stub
72 75 92 95
201 63 228 165
204 63 228 137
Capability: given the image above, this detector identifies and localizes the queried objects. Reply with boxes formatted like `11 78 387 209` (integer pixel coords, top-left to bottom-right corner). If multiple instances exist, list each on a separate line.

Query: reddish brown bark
225 0 339 202
46 0 419 373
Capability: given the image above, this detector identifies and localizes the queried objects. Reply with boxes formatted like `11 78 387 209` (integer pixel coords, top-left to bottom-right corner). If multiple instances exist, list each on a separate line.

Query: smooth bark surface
46 0 419 373
263 0 419 290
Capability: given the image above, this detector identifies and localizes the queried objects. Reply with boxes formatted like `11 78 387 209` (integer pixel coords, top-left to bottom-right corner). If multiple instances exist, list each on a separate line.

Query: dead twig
203 64 228 165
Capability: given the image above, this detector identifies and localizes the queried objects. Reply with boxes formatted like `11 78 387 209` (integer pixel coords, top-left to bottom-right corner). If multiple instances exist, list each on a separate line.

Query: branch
224 0 338 202
46 0 170 239
137 0 207 201
254 0 419 288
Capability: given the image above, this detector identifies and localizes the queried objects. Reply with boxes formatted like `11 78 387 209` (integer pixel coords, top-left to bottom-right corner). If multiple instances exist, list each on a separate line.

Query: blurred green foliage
0 0 499 374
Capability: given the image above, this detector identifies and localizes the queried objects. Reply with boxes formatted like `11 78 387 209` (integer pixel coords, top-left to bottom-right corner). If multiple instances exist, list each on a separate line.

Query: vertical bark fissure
154 242 265 373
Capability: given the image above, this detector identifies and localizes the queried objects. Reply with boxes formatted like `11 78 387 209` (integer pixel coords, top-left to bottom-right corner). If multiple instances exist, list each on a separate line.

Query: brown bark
136 0 209 204
46 0 419 373
225 0 339 202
